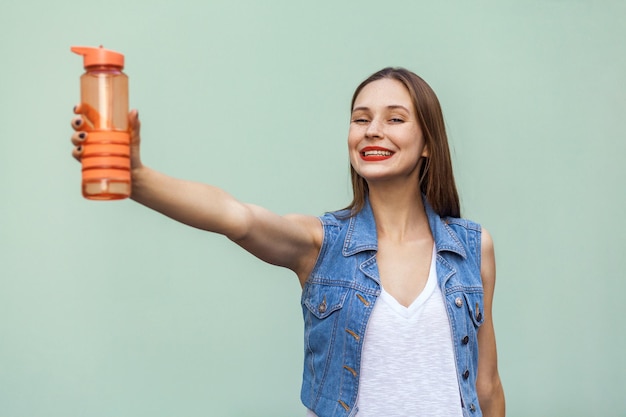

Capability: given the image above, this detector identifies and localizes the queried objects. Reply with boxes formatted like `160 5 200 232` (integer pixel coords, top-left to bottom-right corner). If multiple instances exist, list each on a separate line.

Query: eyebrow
351 105 411 113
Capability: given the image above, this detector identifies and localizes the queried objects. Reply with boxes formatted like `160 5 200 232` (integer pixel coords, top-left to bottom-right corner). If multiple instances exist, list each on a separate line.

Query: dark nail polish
78 132 86 140
76 146 82 152
74 119 81 126
73 105 77 113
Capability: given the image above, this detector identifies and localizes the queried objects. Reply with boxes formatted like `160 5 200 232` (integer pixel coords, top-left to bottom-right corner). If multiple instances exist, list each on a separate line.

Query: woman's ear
421 145 429 158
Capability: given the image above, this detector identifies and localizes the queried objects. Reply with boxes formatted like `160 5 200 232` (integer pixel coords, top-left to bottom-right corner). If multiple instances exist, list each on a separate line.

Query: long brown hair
345 67 461 218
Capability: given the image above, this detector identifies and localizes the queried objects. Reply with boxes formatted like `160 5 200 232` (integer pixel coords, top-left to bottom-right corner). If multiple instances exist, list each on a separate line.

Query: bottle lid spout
71 45 124 68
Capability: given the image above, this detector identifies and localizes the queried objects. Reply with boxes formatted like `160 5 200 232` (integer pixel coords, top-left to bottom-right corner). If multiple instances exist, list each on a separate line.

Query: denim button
318 301 327 314
462 335 469 345
455 297 463 307
469 403 476 412
463 370 470 379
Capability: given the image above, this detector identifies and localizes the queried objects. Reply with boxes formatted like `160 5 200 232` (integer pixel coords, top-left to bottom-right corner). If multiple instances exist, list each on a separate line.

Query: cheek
347 138 361 166
347 130 360 151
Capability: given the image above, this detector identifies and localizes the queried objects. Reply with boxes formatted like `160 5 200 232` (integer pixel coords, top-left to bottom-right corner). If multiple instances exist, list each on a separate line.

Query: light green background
1 0 625 416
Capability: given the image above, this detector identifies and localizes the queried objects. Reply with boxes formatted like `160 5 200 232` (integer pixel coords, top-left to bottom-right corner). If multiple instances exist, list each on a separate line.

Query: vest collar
342 195 467 259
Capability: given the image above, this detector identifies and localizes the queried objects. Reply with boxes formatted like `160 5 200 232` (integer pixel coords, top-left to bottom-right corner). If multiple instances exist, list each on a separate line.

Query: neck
367 182 431 243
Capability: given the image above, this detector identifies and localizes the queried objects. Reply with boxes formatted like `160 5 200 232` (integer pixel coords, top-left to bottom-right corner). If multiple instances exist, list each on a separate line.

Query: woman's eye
390 118 404 123
352 118 369 123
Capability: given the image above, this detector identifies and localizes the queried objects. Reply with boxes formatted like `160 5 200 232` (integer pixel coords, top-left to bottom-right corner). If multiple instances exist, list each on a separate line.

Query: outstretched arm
71 109 322 284
476 228 505 416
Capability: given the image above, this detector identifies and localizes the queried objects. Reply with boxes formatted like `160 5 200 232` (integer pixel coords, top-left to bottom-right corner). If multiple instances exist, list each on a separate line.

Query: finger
71 116 84 131
129 109 140 135
71 131 87 146
73 103 100 129
80 103 100 127
72 145 83 161
128 109 141 147
127 109 143 170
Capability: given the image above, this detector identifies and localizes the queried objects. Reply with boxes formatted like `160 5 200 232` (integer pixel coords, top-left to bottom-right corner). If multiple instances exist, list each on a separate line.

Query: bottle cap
71 45 124 68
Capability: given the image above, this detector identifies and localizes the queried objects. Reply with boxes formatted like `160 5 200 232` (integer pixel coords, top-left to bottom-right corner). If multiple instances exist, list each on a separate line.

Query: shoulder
480 227 494 258
316 209 354 239
446 219 495 277
319 208 352 226
445 216 482 233
313 208 362 261
479 226 496 290
445 218 494 257
444 220 497 293
443 216 482 260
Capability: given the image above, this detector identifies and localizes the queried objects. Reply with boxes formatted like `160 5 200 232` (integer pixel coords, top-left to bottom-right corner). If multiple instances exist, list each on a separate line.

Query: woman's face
348 78 427 185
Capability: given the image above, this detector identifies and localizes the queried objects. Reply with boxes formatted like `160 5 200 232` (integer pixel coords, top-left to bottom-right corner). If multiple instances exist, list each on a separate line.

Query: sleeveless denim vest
301 197 485 417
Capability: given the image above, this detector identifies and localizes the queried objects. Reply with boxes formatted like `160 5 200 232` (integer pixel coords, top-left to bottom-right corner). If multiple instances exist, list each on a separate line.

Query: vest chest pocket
303 283 349 319
463 291 485 328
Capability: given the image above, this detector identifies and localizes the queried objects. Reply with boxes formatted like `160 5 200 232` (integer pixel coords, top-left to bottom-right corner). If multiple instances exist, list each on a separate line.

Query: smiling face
348 78 428 186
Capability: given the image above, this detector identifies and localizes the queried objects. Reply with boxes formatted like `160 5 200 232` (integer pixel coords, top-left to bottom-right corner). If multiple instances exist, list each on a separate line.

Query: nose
365 118 383 139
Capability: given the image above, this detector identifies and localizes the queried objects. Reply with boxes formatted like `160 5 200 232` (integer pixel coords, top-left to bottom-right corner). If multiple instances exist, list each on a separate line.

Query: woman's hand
70 105 143 171
69 105 89 162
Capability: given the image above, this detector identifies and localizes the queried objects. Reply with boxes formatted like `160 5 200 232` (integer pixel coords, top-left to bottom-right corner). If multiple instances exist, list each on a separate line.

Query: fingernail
73 105 77 113
77 146 83 152
74 119 81 127
78 132 86 140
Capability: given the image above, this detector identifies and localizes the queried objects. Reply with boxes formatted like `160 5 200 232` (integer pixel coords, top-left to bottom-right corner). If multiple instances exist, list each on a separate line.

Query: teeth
363 150 392 156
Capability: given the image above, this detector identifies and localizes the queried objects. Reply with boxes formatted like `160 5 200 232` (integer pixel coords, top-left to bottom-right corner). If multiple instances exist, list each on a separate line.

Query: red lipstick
360 146 394 161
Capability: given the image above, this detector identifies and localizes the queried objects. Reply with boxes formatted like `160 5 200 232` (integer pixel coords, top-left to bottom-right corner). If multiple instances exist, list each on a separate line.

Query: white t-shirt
307 246 463 416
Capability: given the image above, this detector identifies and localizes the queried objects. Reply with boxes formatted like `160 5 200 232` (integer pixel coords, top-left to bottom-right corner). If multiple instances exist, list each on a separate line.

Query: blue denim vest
301 197 485 417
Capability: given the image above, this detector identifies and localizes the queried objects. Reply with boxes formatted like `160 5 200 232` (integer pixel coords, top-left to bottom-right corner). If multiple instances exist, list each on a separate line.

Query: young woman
71 67 505 417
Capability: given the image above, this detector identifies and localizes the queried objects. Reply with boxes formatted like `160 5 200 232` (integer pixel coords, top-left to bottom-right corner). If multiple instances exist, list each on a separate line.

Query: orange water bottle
71 45 130 200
